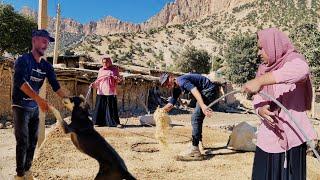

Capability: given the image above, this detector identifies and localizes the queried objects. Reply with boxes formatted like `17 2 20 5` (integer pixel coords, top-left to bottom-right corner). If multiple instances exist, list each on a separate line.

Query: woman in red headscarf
242 28 317 179
92 56 123 127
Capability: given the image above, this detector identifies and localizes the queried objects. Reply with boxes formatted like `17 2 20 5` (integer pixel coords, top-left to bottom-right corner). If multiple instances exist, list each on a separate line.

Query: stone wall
0 68 13 119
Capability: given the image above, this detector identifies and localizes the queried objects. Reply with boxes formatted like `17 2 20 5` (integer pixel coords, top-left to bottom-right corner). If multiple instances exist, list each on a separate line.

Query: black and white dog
59 96 136 180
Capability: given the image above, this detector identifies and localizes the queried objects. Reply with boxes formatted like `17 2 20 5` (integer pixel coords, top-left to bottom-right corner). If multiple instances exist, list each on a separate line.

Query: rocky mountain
20 0 256 35
18 0 320 70
141 0 254 29
19 7 84 53
69 0 319 68
20 7 82 34
20 6 37 20
83 16 141 35
18 0 256 56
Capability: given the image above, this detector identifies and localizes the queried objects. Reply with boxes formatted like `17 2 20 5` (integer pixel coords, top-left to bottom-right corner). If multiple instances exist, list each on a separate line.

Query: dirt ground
1 109 320 180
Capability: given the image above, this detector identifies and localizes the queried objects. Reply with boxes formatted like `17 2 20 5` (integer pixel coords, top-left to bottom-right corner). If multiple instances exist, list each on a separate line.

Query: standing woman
92 56 123 127
242 28 317 179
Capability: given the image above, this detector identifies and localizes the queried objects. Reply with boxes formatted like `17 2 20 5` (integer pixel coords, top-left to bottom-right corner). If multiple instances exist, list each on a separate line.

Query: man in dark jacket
12 29 68 180
160 72 218 160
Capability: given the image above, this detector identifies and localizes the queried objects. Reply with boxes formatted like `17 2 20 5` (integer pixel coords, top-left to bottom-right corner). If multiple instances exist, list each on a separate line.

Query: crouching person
159 72 218 160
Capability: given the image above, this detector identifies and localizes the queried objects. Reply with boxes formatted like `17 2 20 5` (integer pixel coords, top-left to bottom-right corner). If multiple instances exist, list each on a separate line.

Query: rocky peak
142 0 254 29
19 6 37 20
83 16 141 35
19 0 255 35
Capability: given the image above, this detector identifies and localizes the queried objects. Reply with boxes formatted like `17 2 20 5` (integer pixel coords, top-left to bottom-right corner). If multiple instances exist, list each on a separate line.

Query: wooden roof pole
38 0 48 29
53 3 61 66
37 0 48 148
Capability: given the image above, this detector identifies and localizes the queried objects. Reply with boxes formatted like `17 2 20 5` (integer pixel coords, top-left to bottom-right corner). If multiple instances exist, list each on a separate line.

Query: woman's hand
242 73 276 94
242 79 262 94
258 105 275 123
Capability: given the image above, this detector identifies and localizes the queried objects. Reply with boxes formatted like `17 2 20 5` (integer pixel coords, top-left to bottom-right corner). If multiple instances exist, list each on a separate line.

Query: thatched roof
149 69 185 76
54 67 159 84
82 62 151 75
82 62 184 77
47 55 94 62
0 57 159 84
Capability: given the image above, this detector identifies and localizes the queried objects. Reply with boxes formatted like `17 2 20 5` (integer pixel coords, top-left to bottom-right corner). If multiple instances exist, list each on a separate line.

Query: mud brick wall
0 68 13 119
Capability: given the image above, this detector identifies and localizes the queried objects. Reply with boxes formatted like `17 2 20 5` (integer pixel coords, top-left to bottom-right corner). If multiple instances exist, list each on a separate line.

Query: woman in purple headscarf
242 28 317 179
92 56 123 127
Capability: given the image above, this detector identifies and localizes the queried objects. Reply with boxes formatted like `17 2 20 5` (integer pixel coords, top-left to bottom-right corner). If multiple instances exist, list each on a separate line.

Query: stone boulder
227 121 257 151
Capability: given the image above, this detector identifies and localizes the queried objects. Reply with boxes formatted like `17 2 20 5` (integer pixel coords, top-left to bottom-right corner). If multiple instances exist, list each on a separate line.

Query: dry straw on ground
2 112 317 179
45 106 68 139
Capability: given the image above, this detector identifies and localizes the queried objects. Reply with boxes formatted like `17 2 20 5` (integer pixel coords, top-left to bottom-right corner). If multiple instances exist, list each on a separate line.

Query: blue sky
3 0 174 24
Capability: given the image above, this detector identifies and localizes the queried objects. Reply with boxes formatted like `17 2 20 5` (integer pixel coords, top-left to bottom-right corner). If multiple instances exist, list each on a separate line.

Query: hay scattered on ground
45 106 70 139
46 125 68 139
153 107 171 148
13 113 319 179
49 106 63 124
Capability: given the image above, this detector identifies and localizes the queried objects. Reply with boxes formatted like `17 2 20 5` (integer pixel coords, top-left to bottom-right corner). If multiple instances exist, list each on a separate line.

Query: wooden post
53 3 61 66
9 68 13 105
93 87 97 108
79 56 85 69
38 0 48 29
145 85 150 114
37 0 48 148
74 78 77 95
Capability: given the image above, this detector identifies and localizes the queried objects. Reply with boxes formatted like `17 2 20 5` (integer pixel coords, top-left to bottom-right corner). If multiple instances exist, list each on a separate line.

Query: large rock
139 114 155 126
227 121 257 151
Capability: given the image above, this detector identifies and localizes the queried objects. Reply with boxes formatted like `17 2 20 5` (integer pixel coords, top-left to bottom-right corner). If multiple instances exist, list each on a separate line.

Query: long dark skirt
93 95 120 127
252 143 307 180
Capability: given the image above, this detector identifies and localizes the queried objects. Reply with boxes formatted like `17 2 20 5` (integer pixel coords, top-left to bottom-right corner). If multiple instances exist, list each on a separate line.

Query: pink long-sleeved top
93 66 120 96
253 58 317 153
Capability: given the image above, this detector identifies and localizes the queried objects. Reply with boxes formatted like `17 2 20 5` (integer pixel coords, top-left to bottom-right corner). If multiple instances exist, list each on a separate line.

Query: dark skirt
93 95 120 127
252 143 307 180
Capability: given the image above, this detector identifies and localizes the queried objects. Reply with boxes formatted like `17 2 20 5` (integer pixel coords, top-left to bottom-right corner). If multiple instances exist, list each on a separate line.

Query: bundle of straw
153 107 171 147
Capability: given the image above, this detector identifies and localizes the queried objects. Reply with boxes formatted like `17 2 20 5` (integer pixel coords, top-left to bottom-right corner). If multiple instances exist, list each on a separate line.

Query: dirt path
0 128 15 179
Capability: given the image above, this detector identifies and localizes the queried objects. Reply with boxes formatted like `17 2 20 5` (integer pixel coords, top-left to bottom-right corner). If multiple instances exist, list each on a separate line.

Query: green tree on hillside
0 4 37 55
225 34 259 84
175 46 211 74
211 56 224 71
290 23 320 88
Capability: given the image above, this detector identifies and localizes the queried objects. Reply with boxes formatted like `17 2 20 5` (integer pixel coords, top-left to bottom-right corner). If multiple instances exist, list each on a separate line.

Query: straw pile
45 106 69 139
153 107 171 148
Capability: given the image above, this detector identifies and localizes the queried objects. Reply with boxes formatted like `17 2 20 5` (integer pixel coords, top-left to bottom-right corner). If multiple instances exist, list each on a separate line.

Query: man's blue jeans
191 88 217 146
12 106 39 176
